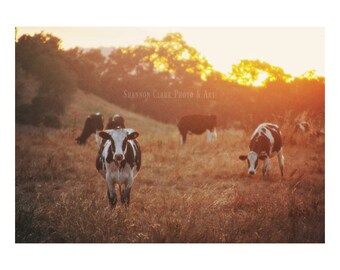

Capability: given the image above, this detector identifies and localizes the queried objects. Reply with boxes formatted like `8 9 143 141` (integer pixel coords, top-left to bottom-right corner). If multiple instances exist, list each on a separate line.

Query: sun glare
179 50 190 60
253 72 269 87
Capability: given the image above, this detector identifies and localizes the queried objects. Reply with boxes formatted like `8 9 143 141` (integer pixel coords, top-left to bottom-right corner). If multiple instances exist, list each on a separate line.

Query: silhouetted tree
16 33 76 127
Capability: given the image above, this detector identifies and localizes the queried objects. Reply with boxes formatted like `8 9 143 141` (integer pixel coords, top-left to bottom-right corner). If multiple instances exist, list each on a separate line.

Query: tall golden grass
15 91 324 243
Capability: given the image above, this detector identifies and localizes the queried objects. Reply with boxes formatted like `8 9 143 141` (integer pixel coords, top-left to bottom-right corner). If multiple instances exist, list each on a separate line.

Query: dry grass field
15 91 325 243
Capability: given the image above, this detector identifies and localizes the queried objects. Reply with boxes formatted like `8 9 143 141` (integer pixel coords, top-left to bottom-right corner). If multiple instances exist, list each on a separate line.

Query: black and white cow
239 123 284 176
76 112 104 146
177 114 217 144
106 114 125 129
96 128 141 207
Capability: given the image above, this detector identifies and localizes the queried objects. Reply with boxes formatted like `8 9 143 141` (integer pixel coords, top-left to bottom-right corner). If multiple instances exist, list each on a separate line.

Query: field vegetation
16 90 324 243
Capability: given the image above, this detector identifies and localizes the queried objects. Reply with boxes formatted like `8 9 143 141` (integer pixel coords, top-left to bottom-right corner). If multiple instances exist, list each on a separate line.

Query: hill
61 89 176 137
16 90 325 243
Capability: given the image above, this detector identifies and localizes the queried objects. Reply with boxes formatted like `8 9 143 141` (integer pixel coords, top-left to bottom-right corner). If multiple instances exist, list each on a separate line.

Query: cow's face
239 151 266 175
99 129 139 162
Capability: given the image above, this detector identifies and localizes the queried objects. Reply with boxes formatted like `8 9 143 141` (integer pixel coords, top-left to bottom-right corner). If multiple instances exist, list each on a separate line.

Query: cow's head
239 151 267 175
99 129 139 162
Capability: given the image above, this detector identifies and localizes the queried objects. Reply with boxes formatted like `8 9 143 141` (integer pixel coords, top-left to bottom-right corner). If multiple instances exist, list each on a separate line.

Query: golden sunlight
253 72 269 87
179 50 190 60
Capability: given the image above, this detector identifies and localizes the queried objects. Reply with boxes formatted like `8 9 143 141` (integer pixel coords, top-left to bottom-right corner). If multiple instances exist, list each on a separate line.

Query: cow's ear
127 131 139 140
99 131 111 140
239 155 247 161
258 154 267 160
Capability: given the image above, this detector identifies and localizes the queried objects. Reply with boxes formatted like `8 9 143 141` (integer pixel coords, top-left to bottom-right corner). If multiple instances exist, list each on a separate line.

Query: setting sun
253 72 269 87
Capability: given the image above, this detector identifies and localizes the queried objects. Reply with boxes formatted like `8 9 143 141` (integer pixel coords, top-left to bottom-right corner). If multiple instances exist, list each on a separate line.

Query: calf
106 114 125 129
239 123 284 176
177 114 217 144
96 128 141 207
76 112 104 146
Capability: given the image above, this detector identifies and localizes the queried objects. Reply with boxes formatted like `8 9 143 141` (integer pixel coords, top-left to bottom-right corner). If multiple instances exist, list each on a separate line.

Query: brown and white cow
239 123 284 176
76 112 104 146
177 114 217 144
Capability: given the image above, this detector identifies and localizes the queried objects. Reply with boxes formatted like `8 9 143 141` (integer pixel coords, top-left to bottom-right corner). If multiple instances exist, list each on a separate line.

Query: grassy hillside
16 90 325 243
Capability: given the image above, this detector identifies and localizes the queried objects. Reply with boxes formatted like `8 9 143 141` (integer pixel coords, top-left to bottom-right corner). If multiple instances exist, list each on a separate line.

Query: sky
17 27 324 77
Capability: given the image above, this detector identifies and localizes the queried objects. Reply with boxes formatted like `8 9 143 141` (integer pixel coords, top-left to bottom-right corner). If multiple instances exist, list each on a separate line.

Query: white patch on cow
95 130 100 148
106 128 129 158
248 151 258 174
263 127 274 144
179 135 184 144
251 123 278 140
251 124 265 140
213 128 217 139
262 157 271 176
207 129 217 143
129 140 136 157
207 130 213 142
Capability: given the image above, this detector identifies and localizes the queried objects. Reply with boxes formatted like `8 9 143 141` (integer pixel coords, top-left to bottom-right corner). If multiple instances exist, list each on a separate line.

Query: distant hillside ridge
62 89 176 137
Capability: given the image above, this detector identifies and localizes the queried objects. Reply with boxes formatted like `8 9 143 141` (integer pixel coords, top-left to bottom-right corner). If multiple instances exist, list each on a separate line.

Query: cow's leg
207 130 213 143
125 186 131 207
278 149 285 176
262 157 271 176
120 185 126 204
212 128 217 140
106 178 117 208
123 178 134 208
207 128 217 142
180 131 187 144
95 130 99 147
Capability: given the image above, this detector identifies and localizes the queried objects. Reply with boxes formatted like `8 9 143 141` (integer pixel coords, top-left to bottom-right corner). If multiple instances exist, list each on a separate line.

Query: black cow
76 113 104 145
239 123 284 176
106 114 125 129
177 114 217 144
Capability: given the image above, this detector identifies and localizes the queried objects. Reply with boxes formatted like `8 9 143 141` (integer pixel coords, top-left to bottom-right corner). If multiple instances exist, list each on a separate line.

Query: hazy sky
17 27 324 76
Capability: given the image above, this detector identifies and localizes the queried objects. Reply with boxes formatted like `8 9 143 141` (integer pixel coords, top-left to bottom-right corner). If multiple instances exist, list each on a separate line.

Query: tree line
16 32 324 129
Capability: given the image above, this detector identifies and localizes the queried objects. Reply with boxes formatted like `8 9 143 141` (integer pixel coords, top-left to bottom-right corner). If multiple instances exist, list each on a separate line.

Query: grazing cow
96 128 141 207
239 123 284 176
76 112 104 146
177 114 217 144
106 114 125 129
